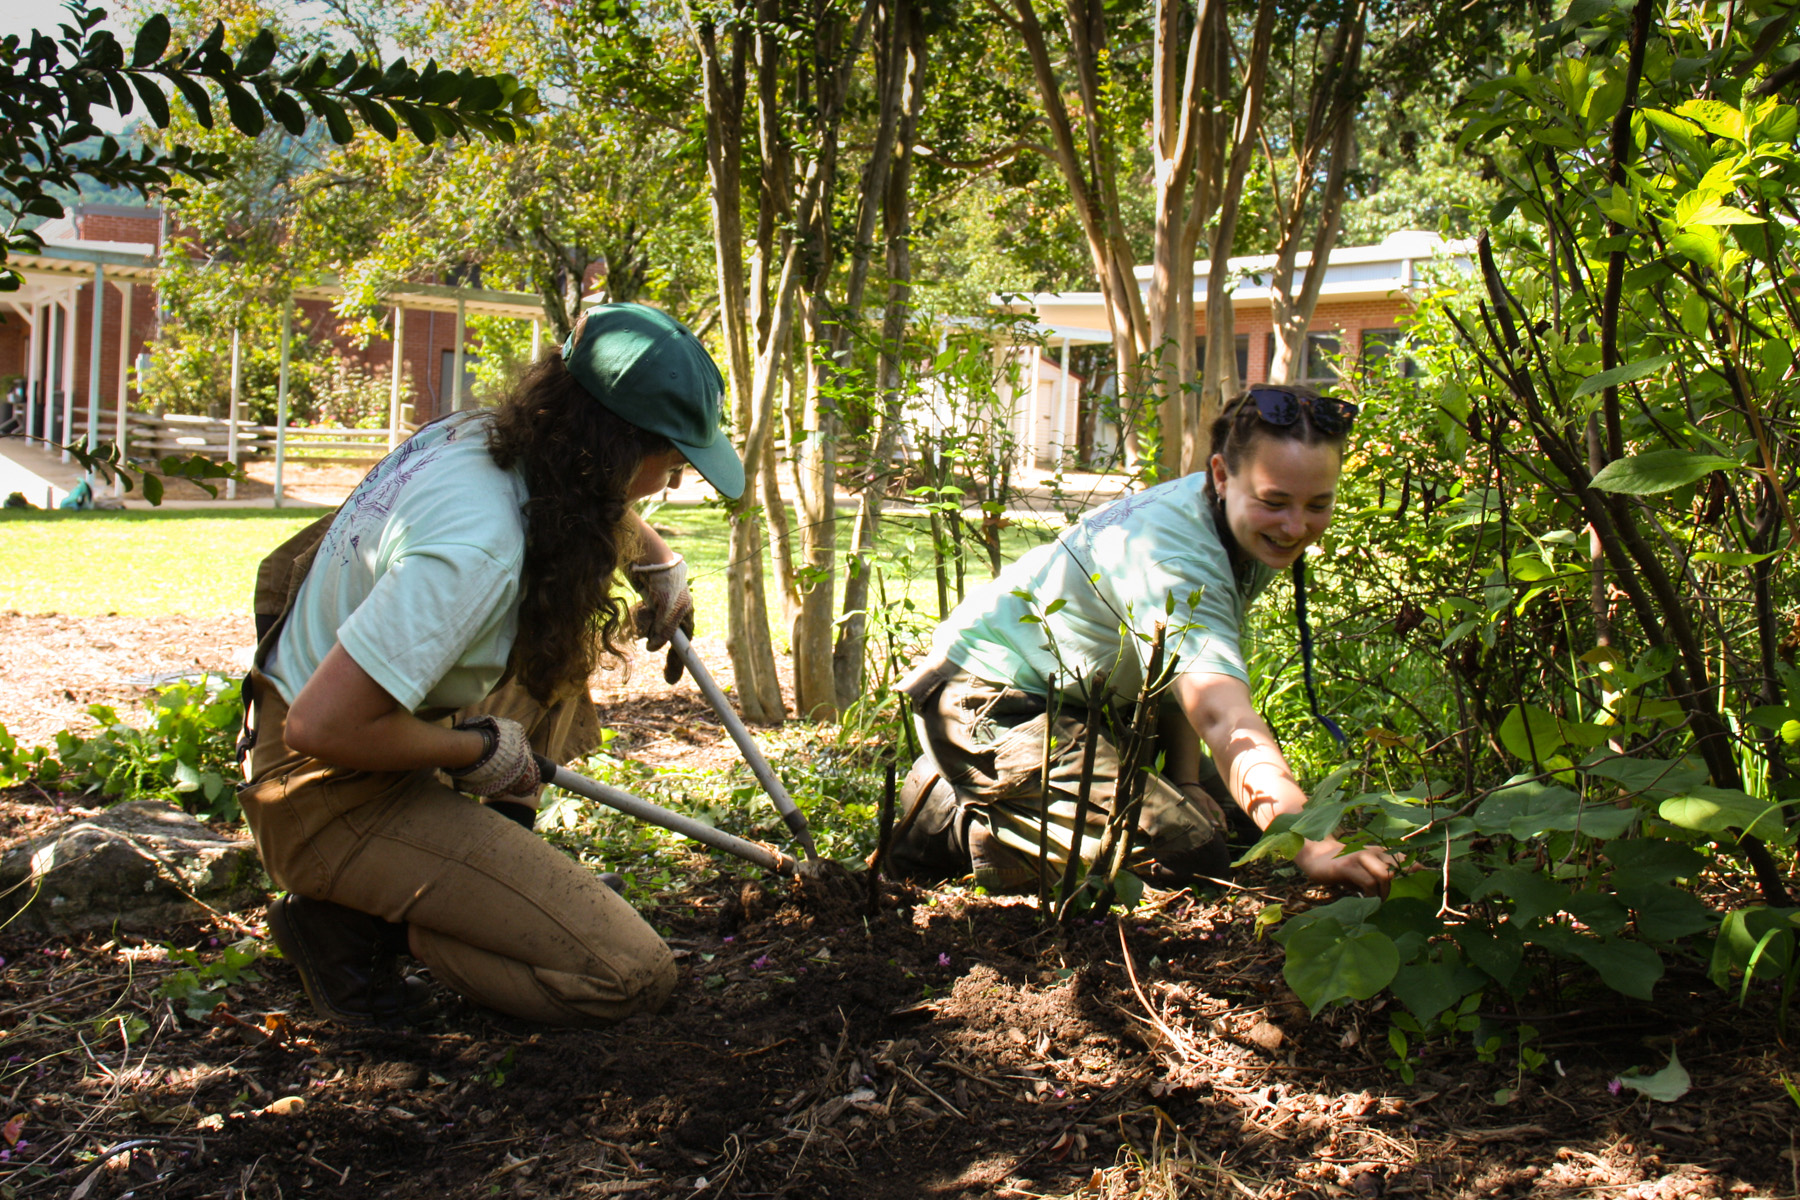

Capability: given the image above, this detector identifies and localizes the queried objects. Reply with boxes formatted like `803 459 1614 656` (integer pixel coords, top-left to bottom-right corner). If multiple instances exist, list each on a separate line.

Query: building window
439 349 481 408
1263 331 1340 385
1197 333 1250 383
1361 329 1415 378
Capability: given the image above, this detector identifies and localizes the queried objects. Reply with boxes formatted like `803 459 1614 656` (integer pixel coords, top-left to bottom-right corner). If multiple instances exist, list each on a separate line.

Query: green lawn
0 504 1058 636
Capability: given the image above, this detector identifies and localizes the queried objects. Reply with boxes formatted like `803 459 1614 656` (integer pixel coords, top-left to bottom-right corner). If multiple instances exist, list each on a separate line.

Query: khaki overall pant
240 513 675 1026
892 663 1230 893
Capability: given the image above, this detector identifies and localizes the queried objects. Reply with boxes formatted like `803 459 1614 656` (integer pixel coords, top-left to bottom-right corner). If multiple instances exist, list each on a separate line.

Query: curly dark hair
1208 382 1350 475
485 353 674 703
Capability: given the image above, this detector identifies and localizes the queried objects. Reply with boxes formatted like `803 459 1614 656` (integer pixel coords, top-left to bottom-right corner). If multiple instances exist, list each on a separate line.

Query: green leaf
1454 920 1524 988
128 74 171 126
267 91 308 136
1659 788 1787 841
236 28 278 75
1476 780 1582 840
1670 225 1723 268
1620 882 1717 940
222 81 264 136
1484 866 1574 925
1617 1048 1691 1103
1389 959 1487 1025
1564 890 1630 937
1590 450 1737 495
164 71 215 128
1499 704 1565 760
1572 356 1672 398
132 14 170 67
1690 550 1778 565
1709 907 1796 986
1674 99 1744 141
1281 921 1400 1015
1642 108 1706 163
1531 926 1664 999
350 95 401 141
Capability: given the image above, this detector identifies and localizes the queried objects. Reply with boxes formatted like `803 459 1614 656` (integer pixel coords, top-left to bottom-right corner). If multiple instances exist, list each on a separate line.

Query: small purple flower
1607 1078 1623 1096
937 953 952 968
752 954 773 970
721 936 735 943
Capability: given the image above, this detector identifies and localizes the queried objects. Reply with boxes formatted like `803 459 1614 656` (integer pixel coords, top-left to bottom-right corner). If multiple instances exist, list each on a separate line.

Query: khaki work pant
241 675 676 1026
892 668 1229 892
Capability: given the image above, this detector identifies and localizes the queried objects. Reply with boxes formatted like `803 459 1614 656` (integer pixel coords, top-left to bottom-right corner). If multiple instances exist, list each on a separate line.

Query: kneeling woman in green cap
239 303 744 1026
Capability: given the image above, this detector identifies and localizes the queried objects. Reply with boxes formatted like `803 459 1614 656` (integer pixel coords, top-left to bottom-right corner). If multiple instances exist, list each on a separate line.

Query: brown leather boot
266 894 429 1025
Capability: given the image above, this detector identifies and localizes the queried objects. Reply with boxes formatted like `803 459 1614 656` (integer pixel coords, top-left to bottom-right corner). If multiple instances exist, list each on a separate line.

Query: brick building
1000 230 1468 466
0 203 545 446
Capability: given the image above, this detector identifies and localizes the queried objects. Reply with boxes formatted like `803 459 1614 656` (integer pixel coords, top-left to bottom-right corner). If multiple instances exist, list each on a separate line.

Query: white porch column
113 282 134 497
24 301 42 442
531 318 541 361
59 290 77 462
1024 344 1042 471
84 263 105 465
226 324 241 500
388 303 407 447
450 293 466 411
273 300 292 507
1054 336 1072 466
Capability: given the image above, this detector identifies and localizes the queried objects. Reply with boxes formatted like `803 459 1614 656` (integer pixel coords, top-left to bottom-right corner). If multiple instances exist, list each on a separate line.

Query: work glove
631 555 694 685
446 715 540 799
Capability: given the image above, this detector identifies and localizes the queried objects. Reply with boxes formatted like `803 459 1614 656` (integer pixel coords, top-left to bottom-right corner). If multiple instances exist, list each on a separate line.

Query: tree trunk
692 7 786 724
1265 0 1366 384
834 0 926 706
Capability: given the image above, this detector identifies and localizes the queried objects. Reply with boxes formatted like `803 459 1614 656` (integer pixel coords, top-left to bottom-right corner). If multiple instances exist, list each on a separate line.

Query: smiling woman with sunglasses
891 382 1394 898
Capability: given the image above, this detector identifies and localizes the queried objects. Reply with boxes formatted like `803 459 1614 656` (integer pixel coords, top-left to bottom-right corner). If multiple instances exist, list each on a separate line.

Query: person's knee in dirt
242 303 742 1027
891 385 1396 900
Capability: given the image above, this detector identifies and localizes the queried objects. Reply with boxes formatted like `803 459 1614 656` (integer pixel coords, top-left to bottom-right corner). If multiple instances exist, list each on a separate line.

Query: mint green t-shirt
932 472 1274 703
262 412 531 713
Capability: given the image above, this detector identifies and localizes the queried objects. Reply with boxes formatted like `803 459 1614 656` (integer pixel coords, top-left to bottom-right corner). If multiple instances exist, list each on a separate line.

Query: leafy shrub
0 675 245 821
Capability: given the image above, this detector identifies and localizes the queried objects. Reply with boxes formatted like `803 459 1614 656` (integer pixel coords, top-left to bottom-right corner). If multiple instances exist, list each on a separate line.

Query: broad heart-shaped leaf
1280 921 1400 1015
1605 838 1710 890
1389 958 1488 1025
1564 890 1630 937
1590 450 1738 495
1669 225 1723 268
1619 882 1717 940
1529 926 1664 1000
1270 896 1382 945
1583 753 1707 797
1708 906 1798 986
1499 704 1564 761
1454 920 1524 988
1617 1049 1691 1103
1483 866 1574 926
1572 356 1673 398
1659 787 1789 842
1475 779 1582 839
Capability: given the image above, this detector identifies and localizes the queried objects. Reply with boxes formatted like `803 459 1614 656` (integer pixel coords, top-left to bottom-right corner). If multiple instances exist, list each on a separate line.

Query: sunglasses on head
1239 386 1359 436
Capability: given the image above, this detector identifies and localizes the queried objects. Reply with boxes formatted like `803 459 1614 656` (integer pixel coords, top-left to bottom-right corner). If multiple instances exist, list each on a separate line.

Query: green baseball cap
562 303 745 500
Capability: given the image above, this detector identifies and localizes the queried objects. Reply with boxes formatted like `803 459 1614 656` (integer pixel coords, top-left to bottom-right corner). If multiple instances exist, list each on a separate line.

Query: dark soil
0 788 1795 1200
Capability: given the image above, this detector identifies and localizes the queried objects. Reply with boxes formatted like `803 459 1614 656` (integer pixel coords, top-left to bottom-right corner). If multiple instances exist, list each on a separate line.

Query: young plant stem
867 753 896 917
1095 625 1170 899
1058 672 1108 923
1037 671 1058 916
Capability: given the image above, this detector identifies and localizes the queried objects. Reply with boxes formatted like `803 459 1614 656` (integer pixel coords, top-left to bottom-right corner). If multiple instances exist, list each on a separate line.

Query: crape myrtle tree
1250 0 1800 1037
0 0 534 497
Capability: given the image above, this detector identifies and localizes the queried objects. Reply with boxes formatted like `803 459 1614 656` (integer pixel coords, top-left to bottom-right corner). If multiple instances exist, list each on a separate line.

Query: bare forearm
284 642 487 772
625 509 676 566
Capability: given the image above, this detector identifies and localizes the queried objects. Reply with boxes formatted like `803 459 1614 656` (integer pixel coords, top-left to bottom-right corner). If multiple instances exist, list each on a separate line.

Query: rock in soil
0 798 264 934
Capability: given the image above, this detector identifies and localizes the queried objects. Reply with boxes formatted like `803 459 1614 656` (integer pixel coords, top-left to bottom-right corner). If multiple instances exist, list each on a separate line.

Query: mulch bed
0 779 1793 1199
0 622 1794 1198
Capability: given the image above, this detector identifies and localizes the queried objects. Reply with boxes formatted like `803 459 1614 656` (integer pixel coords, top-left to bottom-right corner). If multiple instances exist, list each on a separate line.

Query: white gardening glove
446 715 540 798
631 556 694 685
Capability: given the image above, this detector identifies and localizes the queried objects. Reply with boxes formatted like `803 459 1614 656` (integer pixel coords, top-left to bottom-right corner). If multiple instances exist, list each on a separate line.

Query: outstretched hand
1294 838 1397 898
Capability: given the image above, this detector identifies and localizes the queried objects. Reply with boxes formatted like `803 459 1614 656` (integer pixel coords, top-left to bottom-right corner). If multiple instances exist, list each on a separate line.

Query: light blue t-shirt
263 412 531 713
932 472 1274 702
